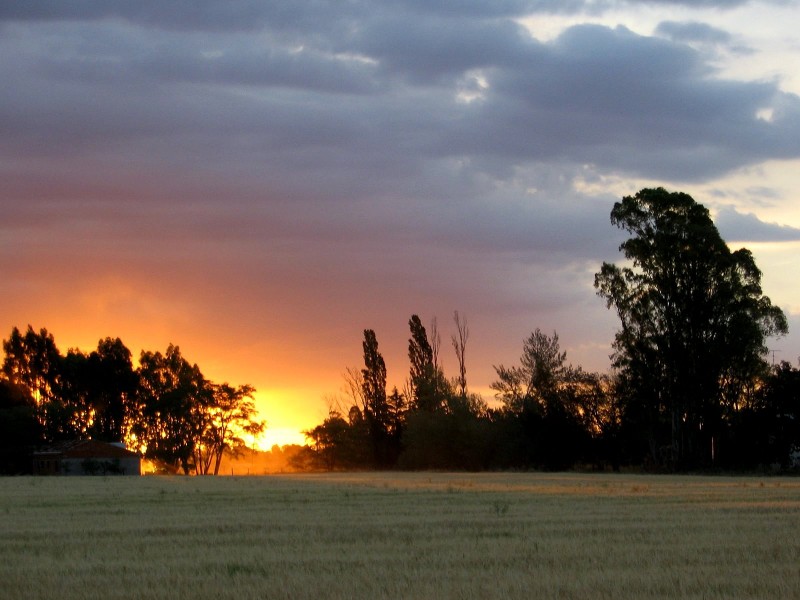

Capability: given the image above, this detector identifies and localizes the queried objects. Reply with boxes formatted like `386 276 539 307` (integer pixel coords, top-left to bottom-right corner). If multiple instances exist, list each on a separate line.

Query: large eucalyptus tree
595 188 787 468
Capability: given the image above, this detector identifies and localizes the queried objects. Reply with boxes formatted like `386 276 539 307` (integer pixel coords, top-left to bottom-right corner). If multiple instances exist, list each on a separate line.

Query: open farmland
1 473 799 599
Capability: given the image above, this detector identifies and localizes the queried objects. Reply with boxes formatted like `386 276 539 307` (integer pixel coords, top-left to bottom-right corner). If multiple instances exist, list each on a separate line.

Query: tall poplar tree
408 315 443 412
361 329 391 466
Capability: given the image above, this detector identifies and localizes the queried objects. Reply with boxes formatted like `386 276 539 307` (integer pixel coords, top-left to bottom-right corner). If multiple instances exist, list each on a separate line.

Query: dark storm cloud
1 3 799 297
654 20 754 57
459 24 800 180
2 4 799 188
716 208 800 243
0 1 349 32
1 0 785 31
0 0 580 37
350 16 534 83
655 21 733 45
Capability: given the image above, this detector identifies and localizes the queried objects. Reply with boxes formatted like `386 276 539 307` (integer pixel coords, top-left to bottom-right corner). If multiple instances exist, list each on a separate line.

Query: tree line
0 333 263 474
2 188 799 474
297 189 799 472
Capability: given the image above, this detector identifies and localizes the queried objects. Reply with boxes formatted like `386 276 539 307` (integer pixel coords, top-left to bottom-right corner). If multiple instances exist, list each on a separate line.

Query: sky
2 0 800 448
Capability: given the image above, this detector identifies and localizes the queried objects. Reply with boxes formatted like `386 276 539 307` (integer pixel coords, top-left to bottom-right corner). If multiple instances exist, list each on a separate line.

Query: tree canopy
595 187 788 468
0 332 263 474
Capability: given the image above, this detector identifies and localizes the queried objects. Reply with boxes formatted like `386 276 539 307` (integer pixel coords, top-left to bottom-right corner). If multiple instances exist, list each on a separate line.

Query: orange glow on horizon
0 301 333 452
255 426 308 451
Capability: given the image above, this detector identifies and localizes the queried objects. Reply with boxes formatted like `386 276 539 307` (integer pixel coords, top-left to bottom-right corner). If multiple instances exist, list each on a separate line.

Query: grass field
1 472 799 599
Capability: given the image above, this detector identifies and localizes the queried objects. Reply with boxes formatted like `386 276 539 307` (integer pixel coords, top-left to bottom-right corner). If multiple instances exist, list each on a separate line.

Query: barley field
1 472 799 599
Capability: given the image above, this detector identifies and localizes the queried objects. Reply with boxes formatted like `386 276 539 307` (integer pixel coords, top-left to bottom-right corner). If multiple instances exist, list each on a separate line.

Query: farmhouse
32 440 141 476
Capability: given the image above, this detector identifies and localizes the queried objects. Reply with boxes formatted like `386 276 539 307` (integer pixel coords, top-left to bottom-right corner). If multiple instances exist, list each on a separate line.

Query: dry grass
1 472 799 599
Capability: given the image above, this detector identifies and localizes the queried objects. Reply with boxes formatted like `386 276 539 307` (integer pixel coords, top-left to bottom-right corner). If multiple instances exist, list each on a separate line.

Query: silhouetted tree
451 311 469 398
401 410 490 470
194 383 264 475
402 376 492 470
2 326 65 439
386 386 407 462
408 315 446 412
342 366 366 414
56 349 94 438
430 317 442 374
88 338 137 441
492 329 569 413
1 329 138 444
491 329 590 469
304 404 375 470
304 411 353 470
361 329 393 467
2 327 60 404
0 378 42 473
0 327 272 474
329 367 374 467
130 345 212 474
728 360 800 469
49 339 137 442
595 188 787 468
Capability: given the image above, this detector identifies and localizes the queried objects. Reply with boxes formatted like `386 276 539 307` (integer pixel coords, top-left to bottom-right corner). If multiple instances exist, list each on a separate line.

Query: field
1 473 799 599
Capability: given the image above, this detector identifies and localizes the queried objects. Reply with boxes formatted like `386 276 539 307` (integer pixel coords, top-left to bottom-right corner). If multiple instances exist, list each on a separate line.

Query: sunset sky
3 1 800 448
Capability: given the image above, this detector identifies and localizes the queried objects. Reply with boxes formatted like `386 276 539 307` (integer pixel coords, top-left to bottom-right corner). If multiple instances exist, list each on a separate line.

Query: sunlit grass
1 473 799 599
